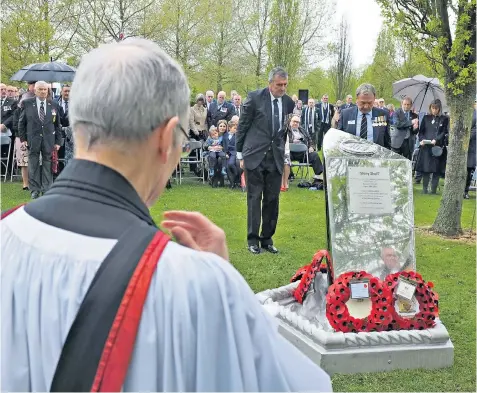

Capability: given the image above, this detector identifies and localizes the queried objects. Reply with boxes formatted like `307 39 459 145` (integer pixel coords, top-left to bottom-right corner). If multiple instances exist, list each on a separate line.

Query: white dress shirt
36 97 47 118
270 92 283 130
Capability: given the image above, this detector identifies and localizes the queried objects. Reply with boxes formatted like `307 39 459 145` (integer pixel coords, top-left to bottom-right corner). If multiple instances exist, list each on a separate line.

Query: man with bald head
18 81 62 198
207 90 235 129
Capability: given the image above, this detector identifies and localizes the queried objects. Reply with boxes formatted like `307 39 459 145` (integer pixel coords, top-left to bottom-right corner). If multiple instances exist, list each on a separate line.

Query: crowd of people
1 77 475 199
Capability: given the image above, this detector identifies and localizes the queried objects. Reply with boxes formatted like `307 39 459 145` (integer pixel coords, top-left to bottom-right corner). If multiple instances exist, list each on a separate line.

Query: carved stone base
256 283 454 376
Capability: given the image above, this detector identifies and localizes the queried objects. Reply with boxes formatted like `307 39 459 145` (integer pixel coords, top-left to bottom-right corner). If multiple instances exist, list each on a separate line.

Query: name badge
348 120 356 125
3 106 11 111
220 107 227 113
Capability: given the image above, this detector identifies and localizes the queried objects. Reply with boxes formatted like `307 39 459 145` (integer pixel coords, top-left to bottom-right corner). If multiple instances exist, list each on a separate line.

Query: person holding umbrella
415 99 449 194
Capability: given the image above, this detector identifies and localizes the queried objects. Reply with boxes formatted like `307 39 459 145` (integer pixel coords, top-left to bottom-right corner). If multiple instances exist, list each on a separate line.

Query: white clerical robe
1 207 332 392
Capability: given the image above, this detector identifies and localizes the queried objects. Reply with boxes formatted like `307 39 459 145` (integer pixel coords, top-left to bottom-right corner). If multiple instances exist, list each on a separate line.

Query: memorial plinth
257 129 454 375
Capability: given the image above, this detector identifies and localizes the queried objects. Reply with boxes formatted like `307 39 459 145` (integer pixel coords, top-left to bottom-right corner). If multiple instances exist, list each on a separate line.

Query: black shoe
262 245 279 254
248 245 261 254
464 193 470 199
23 186 29 191
31 192 40 199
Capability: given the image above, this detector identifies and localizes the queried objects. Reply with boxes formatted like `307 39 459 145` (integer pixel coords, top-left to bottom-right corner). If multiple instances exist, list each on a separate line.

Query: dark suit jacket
339 103 356 111
55 97 70 127
223 132 237 155
1 98 18 132
301 106 320 134
287 126 313 148
236 87 295 173
391 108 418 149
18 98 62 154
337 106 391 149
207 101 235 128
232 104 244 118
316 103 335 127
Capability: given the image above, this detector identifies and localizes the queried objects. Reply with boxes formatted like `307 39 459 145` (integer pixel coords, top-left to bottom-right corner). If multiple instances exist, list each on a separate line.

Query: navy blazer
223 132 237 155
236 87 295 173
337 106 391 149
207 101 235 129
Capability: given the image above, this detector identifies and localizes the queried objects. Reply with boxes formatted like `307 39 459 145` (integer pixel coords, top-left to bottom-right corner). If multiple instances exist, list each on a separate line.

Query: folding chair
10 145 22 182
1 136 12 182
177 140 205 184
289 143 311 180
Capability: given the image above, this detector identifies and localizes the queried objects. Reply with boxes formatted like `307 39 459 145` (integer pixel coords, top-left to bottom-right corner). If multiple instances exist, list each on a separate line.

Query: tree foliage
376 0 476 236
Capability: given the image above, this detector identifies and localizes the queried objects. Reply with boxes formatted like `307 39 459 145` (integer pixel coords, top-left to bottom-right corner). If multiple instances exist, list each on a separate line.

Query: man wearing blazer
236 67 295 254
316 94 334 151
338 83 391 149
301 98 320 147
391 96 418 159
18 81 62 199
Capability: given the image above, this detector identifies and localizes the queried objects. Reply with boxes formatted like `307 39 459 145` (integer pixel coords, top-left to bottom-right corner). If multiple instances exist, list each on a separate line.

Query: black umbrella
10 61 76 83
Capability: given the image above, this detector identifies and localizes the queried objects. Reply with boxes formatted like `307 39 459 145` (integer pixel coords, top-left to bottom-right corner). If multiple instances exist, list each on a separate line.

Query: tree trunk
431 88 473 236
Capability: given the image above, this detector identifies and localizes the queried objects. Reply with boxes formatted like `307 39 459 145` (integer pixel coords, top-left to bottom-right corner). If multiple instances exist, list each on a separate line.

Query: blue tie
273 99 280 134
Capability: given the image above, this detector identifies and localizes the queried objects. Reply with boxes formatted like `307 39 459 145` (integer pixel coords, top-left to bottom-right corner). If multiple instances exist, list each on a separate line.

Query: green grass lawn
1 179 476 392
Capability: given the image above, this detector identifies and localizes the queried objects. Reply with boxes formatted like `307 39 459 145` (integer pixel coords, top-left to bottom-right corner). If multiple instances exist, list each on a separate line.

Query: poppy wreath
290 250 333 304
326 271 394 333
384 271 439 330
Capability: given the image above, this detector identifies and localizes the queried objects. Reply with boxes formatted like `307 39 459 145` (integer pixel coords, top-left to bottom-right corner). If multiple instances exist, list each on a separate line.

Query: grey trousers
28 150 53 194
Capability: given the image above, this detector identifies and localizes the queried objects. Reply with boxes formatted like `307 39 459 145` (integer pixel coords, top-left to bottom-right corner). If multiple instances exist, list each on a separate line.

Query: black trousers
317 124 331 151
422 172 439 193
290 150 323 175
392 138 412 160
465 167 474 192
226 154 242 184
245 150 281 247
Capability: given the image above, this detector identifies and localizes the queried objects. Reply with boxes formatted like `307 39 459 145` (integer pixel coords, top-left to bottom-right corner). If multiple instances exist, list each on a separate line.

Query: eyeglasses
178 124 190 153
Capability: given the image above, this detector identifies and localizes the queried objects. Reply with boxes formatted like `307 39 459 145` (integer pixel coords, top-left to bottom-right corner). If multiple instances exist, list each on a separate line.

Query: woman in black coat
464 107 476 199
415 100 449 194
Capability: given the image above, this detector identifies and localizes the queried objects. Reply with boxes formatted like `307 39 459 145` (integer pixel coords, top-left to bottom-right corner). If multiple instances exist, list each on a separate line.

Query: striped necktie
39 101 45 123
360 113 367 139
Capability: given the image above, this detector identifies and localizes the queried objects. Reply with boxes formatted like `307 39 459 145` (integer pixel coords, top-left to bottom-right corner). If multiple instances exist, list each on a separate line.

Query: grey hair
346 94 353 99
402 96 413 104
35 81 48 88
356 83 376 97
268 67 288 83
196 93 205 102
69 38 190 150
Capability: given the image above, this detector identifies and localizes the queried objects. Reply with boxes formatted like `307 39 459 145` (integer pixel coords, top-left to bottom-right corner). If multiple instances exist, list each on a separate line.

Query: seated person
217 119 228 136
286 115 323 183
281 134 291 192
223 120 242 188
204 126 226 178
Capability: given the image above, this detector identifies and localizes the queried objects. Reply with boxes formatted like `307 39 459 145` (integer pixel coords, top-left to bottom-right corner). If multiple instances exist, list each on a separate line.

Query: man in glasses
1 39 331 392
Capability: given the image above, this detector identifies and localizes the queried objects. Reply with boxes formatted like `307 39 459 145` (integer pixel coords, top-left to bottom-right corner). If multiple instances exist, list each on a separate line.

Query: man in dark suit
1 83 18 132
301 98 320 147
18 81 62 199
316 94 334 150
56 84 71 127
1 83 18 176
391 96 418 159
236 67 295 254
232 95 244 118
207 91 235 128
338 83 391 149
340 95 355 110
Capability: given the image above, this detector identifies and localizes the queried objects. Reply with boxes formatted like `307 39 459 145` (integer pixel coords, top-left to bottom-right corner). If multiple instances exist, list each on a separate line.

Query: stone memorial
256 129 454 375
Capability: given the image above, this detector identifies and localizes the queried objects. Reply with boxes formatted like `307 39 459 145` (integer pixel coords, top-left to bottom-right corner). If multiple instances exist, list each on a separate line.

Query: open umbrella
10 61 76 83
392 75 448 113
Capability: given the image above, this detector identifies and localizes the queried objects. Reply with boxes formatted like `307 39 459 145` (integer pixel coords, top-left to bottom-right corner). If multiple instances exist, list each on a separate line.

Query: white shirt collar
270 91 282 103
